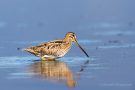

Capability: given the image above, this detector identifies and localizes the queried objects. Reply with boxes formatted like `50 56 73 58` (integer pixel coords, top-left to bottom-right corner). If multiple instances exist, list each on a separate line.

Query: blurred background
0 0 135 41
0 0 135 90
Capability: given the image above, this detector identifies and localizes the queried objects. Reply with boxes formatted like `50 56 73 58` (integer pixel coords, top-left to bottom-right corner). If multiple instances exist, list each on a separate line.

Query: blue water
0 0 135 90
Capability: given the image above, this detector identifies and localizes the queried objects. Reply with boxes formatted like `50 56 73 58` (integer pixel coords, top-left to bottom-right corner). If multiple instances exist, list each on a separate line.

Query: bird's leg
41 57 47 61
40 49 47 60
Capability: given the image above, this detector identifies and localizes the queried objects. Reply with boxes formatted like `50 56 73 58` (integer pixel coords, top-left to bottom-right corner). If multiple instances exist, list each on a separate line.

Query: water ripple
94 31 135 36
78 23 123 30
0 56 93 68
2 39 101 45
0 56 38 67
98 43 135 49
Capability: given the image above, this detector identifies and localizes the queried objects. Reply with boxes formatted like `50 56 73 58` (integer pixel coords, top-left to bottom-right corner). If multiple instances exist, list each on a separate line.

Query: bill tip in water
86 53 89 58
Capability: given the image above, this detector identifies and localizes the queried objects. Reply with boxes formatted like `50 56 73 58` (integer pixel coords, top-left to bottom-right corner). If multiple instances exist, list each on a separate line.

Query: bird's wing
42 40 66 50
25 40 66 56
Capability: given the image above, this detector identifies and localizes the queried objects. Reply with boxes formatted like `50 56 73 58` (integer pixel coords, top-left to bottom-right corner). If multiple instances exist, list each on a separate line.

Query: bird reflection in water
29 59 76 88
28 59 89 88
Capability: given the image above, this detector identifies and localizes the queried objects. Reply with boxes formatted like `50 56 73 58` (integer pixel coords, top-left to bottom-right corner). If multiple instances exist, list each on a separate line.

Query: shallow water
0 0 135 90
0 38 135 90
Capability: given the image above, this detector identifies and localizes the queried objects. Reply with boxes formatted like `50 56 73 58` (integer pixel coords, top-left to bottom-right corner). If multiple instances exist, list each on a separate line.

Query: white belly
42 55 58 59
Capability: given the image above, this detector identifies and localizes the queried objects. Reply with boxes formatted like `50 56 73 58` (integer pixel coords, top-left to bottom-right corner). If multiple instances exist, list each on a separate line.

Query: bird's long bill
75 39 89 57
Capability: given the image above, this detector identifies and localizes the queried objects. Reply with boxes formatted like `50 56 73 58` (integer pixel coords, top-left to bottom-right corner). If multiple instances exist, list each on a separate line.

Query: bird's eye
72 34 75 37
69 35 74 38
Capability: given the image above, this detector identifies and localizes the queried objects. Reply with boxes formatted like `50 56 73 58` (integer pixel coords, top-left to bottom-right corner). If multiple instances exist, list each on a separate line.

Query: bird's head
65 32 89 57
65 32 76 42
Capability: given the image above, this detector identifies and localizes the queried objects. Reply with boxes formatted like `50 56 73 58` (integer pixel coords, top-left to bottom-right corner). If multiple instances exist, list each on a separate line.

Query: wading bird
22 32 89 60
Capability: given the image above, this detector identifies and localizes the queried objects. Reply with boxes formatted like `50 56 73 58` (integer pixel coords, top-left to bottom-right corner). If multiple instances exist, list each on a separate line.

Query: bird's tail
17 47 37 56
17 47 28 51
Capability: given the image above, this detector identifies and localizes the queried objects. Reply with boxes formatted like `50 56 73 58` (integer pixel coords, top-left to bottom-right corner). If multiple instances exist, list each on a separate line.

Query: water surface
0 0 135 90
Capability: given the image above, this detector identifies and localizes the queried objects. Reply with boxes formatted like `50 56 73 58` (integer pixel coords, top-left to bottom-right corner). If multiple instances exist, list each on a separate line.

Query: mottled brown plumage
23 32 89 59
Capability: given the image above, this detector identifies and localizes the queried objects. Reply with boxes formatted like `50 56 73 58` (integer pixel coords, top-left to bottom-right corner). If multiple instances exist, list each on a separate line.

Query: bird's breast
56 44 71 57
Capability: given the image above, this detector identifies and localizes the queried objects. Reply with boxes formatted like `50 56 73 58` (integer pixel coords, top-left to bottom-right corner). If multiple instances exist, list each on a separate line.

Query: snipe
22 32 89 60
